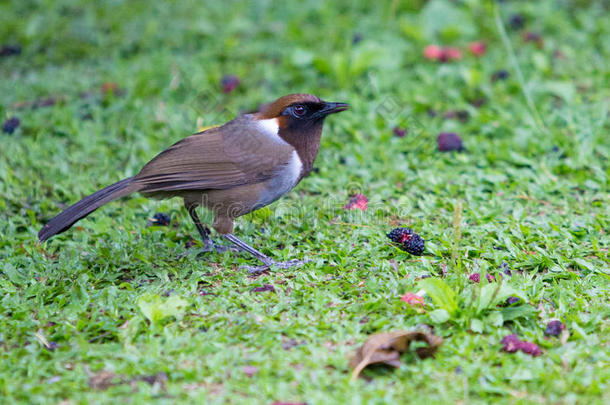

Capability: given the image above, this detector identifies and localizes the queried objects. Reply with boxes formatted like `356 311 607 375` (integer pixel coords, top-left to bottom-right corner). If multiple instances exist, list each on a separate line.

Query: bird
38 93 349 273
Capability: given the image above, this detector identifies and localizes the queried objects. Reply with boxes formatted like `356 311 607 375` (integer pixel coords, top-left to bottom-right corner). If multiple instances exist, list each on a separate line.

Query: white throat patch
256 118 285 143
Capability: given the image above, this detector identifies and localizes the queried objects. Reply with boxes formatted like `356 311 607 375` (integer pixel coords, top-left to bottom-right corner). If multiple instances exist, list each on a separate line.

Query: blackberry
386 228 425 256
386 227 414 243
437 132 463 152
149 212 171 226
0 45 22 57
393 126 407 137
544 320 565 337
221 75 240 93
491 70 510 82
2 117 20 134
509 14 526 30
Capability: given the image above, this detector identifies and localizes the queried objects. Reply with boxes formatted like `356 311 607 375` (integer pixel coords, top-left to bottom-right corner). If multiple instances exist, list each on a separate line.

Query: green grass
1 0 609 403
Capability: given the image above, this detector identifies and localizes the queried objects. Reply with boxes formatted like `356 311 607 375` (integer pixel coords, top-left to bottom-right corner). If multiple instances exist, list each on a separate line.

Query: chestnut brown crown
255 93 349 127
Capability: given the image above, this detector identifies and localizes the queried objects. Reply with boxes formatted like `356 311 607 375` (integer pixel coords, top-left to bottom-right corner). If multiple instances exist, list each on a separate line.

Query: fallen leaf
252 284 275 293
400 292 425 306
14 96 62 110
282 338 305 350
501 334 541 357
242 365 259 377
88 370 120 390
135 372 168 389
137 294 188 325
101 82 124 97
272 402 307 405
349 330 443 380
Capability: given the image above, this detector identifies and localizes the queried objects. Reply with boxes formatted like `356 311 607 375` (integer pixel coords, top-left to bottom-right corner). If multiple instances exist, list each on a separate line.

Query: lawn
1 0 609 403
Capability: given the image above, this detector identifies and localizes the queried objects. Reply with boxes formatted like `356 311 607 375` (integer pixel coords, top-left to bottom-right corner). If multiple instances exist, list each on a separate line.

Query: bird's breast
255 150 303 209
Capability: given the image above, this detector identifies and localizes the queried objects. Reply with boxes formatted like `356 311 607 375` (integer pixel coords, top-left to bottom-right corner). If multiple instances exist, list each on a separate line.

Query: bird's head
256 93 349 128
256 93 348 156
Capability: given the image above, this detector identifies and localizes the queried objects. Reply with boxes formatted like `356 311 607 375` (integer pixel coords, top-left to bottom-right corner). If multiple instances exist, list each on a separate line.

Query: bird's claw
177 240 240 259
243 258 311 275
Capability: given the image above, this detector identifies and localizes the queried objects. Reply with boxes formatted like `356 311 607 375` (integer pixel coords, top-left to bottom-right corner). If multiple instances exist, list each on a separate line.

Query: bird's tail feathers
38 177 139 242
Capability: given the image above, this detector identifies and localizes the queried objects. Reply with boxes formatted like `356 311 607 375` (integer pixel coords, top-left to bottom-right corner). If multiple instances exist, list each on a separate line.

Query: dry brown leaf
88 370 120 390
349 330 443 380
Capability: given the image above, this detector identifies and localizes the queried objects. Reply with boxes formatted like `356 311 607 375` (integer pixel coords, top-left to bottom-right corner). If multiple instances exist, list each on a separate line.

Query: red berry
468 41 486 56
343 194 368 211
424 45 443 61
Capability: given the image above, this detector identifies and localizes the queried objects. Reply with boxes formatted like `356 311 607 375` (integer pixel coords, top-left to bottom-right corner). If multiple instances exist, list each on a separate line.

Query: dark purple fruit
386 228 425 256
437 132 463 152
2 117 20 134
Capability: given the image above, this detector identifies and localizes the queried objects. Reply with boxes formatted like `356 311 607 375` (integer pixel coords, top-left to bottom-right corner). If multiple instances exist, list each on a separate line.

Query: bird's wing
133 115 293 193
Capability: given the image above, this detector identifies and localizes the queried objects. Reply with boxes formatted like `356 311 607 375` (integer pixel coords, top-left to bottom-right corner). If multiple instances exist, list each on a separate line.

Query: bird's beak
320 102 350 116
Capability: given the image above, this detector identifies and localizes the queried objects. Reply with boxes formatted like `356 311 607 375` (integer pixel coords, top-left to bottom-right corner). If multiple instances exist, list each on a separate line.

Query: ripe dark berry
437 132 463 152
386 227 414 243
149 212 171 226
2 117 20 134
491 70 510 82
501 334 541 357
402 233 425 255
0 44 22 57
386 228 425 256
509 14 526 30
221 75 240 93
393 127 407 137
544 320 565 336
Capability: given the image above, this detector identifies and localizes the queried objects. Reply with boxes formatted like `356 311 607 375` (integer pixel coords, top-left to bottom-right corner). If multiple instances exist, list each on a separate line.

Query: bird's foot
177 240 240 259
242 258 311 275
206 241 241 254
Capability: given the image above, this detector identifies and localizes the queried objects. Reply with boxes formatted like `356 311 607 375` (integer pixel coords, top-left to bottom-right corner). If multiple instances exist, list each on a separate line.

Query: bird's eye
293 105 306 116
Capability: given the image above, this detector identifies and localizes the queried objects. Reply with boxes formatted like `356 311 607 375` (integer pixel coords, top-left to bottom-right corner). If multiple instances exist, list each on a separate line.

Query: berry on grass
501 334 541 357
393 126 407 137
148 212 171 226
491 70 510 82
343 194 368 211
221 75 240 93
2 117 20 134
468 41 486 56
437 132 463 152
545 320 565 336
386 228 425 256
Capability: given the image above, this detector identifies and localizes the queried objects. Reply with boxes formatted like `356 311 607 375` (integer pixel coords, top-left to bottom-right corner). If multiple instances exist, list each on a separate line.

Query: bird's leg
184 204 235 253
223 233 310 275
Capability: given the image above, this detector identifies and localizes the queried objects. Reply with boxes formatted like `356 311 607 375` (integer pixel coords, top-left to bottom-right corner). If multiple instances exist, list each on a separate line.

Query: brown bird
38 94 349 273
